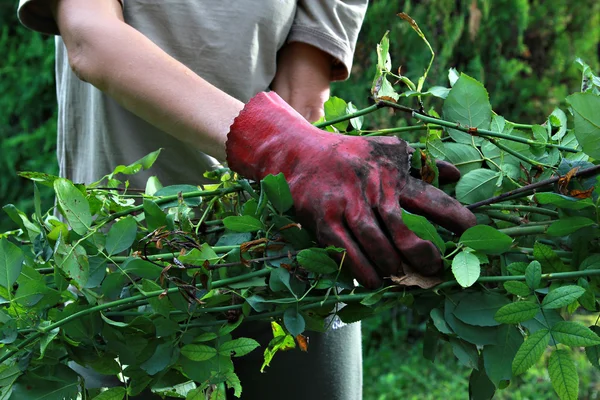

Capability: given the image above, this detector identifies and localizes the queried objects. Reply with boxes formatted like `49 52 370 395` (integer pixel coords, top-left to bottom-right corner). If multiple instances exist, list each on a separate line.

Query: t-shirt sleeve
17 0 123 35
18 0 59 35
287 0 368 81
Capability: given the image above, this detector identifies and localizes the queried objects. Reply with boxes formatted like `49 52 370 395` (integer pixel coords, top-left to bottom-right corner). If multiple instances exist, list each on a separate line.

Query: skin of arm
50 0 333 160
271 42 332 122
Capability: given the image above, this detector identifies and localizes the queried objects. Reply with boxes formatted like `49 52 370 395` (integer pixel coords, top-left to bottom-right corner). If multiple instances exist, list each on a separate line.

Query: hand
226 92 476 289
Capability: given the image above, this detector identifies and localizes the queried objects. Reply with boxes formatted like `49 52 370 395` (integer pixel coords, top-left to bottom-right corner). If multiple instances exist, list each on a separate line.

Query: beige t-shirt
18 0 367 188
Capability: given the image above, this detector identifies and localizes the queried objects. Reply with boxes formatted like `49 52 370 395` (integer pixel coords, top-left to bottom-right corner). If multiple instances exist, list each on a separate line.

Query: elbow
66 39 92 83
61 21 114 89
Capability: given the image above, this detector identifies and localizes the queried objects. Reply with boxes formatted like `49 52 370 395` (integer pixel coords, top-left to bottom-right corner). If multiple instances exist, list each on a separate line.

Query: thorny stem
508 247 572 258
104 185 243 223
486 137 551 168
477 204 559 217
9 262 600 361
498 224 549 237
363 126 428 137
483 210 524 225
314 103 381 129
411 113 578 153
184 269 600 328
467 164 600 209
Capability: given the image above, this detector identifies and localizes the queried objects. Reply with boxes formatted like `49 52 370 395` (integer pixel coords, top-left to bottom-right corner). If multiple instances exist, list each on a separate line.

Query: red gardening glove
226 92 476 289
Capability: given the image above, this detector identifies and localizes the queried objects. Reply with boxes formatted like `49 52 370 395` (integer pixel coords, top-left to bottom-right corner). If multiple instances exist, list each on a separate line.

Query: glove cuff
226 91 336 181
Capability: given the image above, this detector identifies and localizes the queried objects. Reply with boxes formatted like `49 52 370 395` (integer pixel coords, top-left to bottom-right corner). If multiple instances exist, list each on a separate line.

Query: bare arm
271 42 332 122
50 0 244 161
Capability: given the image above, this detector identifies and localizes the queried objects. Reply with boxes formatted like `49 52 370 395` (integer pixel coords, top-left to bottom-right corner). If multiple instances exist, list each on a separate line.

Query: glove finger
436 160 461 184
379 199 443 276
400 176 477 234
344 207 403 278
318 224 383 289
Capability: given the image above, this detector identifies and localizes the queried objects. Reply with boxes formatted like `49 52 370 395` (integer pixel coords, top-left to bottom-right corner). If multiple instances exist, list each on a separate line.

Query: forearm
271 42 332 122
52 0 242 161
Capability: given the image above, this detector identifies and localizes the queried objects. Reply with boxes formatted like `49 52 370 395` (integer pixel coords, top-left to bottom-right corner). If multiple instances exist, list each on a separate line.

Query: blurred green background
2 1 599 398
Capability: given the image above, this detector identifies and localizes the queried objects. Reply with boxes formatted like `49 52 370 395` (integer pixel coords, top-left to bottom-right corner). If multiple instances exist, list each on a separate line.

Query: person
17 1 475 399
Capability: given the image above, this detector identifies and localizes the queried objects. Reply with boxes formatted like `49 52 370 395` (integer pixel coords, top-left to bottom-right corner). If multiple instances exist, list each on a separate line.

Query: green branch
314 104 380 129
477 204 559 218
498 224 549 236
411 113 578 153
487 137 551 168
104 185 243 223
364 126 428 137
468 164 600 209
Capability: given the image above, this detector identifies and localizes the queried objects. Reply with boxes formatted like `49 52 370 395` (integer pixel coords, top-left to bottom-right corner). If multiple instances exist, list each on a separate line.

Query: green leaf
548 349 579 400
541 285 586 309
453 292 510 327
445 293 500 346
105 217 137 255
547 217 596 237
143 199 167 232
54 178 92 235
122 258 163 280
401 210 445 253
39 327 60 359
435 142 483 175
346 102 364 130
469 365 497 400
178 244 220 266
218 337 260 357
442 73 491 145
534 192 594 210
530 124 548 156
449 337 479 369
296 248 338 275
494 301 540 324
0 239 24 290
550 108 568 141
186 388 204 400
566 92 600 159
181 344 217 361
54 238 89 288
268 267 304 296
551 321 600 347
585 326 600 370
430 308 453 335
223 371 242 398
222 215 263 232
283 308 305 336
261 173 293 213
512 329 550 375
323 96 349 131
451 251 480 288
459 225 513 254
483 325 524 386
504 281 531 297
373 75 400 102
525 261 542 290
456 169 500 204
507 262 528 276
0 364 21 389
422 323 439 363
11 373 80 400
338 303 374 324
533 242 568 273
140 342 177 376
91 387 127 400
